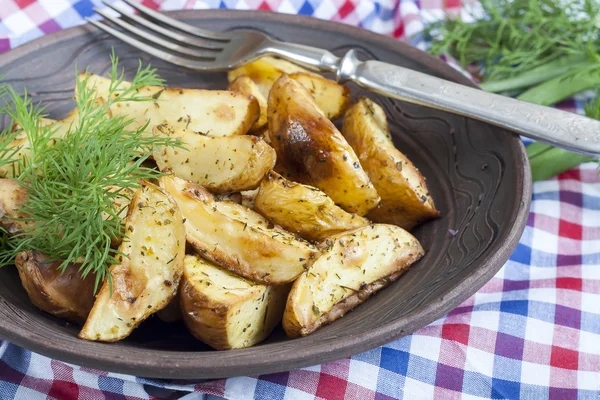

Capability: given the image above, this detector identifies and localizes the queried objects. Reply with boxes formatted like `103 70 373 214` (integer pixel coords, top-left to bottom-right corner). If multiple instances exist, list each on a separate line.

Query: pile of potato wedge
0 57 439 350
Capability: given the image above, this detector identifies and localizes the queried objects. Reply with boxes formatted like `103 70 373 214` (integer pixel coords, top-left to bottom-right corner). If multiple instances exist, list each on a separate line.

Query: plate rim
0 9 532 379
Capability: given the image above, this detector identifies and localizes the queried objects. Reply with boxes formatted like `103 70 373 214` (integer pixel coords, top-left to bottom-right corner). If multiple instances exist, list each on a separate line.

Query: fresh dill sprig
426 0 600 83
584 96 600 119
0 84 20 170
426 0 600 180
0 83 56 175
0 52 180 291
0 129 20 171
0 227 13 267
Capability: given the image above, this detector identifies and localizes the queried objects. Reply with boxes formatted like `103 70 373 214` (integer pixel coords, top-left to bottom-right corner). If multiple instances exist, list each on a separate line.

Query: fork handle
337 50 600 156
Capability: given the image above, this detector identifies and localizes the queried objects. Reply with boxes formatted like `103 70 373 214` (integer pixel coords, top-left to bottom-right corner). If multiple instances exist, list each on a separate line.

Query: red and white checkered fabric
0 1 599 399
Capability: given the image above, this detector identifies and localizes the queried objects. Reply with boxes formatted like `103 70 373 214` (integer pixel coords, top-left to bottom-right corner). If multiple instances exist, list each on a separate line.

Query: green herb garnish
0 52 180 290
584 96 600 120
425 0 600 181
427 0 600 86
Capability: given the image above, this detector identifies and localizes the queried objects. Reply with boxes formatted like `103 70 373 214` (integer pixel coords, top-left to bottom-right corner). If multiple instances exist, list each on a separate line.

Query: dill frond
584 96 600 120
426 0 600 82
0 52 180 291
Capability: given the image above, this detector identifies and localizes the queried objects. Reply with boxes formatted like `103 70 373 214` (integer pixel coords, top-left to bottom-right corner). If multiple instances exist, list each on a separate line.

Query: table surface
0 1 599 399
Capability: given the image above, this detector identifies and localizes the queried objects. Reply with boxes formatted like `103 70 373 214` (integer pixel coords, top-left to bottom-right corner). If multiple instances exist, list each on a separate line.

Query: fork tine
94 9 219 59
101 1 223 50
120 0 232 42
86 18 230 71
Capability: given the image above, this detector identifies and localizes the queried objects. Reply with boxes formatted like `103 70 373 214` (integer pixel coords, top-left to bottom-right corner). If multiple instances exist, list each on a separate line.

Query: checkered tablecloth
1 1 599 399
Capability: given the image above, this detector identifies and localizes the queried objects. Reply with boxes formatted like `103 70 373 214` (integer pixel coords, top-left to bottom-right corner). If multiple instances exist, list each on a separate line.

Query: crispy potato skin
160 175 319 284
180 255 288 350
15 250 96 324
254 171 370 241
228 76 268 132
267 75 379 215
83 73 260 137
227 57 350 120
0 178 29 234
284 268 407 338
342 98 439 230
153 124 276 194
283 224 424 338
79 181 185 342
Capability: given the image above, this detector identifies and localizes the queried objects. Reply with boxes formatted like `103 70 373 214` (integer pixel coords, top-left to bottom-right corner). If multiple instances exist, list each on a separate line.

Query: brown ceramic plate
0 10 531 379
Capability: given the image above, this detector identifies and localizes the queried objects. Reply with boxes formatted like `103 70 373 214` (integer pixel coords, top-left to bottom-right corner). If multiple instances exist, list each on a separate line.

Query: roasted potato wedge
342 98 439 229
288 72 350 120
228 76 268 132
181 254 288 349
79 181 185 342
228 57 350 120
15 250 96 324
152 124 275 194
0 178 29 234
228 56 311 98
159 174 319 284
83 73 259 137
267 75 379 215
254 171 370 242
283 224 424 338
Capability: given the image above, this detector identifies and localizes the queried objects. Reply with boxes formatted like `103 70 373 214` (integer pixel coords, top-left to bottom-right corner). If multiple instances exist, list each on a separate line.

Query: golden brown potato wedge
254 171 370 242
227 57 350 120
267 75 379 215
180 254 288 350
342 98 439 230
288 72 350 120
159 174 319 284
228 56 312 98
283 224 424 338
228 76 268 132
15 250 96 324
79 181 185 342
152 124 276 194
0 178 29 234
83 73 259 137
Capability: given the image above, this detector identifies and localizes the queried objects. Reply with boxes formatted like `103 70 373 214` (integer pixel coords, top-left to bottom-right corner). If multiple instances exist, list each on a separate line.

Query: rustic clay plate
0 10 531 379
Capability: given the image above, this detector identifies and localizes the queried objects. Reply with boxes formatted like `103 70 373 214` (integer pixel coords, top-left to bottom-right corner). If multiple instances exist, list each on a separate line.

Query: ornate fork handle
333 50 600 156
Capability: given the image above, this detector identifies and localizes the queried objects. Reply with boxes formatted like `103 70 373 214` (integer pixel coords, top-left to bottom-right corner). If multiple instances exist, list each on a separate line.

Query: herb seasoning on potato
0 53 435 348
342 98 439 230
267 74 380 216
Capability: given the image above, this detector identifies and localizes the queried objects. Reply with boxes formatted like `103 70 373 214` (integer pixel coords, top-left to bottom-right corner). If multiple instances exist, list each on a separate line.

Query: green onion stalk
425 0 600 181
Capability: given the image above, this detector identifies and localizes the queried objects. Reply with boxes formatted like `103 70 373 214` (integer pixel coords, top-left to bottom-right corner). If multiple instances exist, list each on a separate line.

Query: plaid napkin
0 1 599 399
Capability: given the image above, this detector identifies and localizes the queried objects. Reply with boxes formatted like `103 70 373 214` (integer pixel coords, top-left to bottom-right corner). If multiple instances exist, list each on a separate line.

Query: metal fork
87 1 600 156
